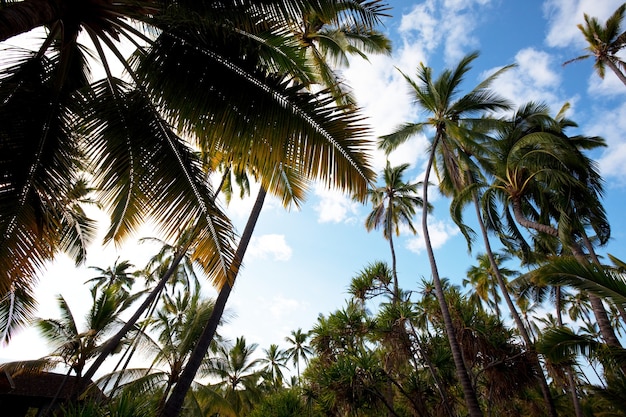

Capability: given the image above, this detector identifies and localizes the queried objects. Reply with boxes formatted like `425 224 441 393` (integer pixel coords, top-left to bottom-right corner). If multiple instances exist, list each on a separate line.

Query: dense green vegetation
2 1 626 416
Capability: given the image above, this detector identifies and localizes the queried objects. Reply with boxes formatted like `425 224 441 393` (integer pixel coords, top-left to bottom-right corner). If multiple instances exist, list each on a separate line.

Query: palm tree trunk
388 231 399 303
604 58 626 86
582 233 626 327
159 186 267 417
78 246 190 393
408 322 455 417
422 137 483 417
511 197 622 348
0 0 58 42
471 192 559 417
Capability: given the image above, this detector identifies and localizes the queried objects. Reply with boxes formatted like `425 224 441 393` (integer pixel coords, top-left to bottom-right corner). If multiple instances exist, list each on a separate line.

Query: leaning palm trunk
511 197 621 348
159 186 267 417
78 247 190 394
604 58 626 86
422 136 483 417
471 193 560 417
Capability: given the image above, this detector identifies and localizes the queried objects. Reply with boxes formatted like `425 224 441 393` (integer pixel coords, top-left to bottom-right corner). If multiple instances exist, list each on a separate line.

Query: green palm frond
536 326 626 365
0 278 37 344
531 256 626 306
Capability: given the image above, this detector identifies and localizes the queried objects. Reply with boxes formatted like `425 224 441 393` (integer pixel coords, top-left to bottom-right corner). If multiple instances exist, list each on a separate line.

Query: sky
3 0 626 371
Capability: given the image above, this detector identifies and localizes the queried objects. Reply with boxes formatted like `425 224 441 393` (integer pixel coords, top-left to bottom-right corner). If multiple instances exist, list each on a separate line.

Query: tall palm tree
484 103 620 350
365 161 426 303
259 344 289 389
565 3 626 86
33 284 139 414
157 1 390 413
379 51 511 417
3 1 380 403
284 328 313 382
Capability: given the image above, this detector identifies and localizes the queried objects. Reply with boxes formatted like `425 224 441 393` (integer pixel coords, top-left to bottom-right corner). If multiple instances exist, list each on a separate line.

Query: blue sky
3 0 626 368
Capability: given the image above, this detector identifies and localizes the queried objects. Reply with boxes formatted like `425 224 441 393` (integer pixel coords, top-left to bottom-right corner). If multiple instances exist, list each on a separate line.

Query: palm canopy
0 0 377 296
565 3 626 84
365 161 425 239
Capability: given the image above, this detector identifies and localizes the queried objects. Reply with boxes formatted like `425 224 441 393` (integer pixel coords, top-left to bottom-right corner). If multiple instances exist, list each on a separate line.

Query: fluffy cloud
544 0 624 48
586 101 626 183
397 0 492 65
313 186 361 224
488 47 572 114
247 234 292 261
406 219 459 253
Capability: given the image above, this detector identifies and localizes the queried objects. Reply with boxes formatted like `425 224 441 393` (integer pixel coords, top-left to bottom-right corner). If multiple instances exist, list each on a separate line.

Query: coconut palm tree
379 51 511 417
0 0 377 309
104 288 220 414
260 344 289 390
463 252 516 319
85 258 138 296
484 103 620 351
565 3 626 86
206 336 264 416
290 0 392 106
285 328 313 382
365 161 427 303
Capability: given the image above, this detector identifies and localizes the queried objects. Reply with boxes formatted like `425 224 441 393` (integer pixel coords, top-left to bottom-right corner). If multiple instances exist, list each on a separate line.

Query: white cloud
544 0 625 48
247 234 292 261
267 295 304 319
396 0 491 65
489 47 572 113
587 69 626 97
313 185 360 223
586 101 626 184
406 218 459 253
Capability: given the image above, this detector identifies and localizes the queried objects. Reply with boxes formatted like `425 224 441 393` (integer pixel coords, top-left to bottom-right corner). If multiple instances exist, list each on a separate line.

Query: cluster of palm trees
2 0 626 416
1 0 388 415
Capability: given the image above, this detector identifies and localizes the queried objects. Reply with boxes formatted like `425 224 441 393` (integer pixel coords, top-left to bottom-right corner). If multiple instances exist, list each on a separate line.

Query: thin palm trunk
422 136 483 417
407 321 455 417
604 58 626 85
78 247 190 394
582 232 626 327
471 192 559 417
511 196 622 348
388 229 399 303
159 186 267 417
552 287 584 417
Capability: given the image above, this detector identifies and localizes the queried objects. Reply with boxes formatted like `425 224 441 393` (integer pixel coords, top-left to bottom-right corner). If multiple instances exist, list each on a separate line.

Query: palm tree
0 0 377 309
85 258 138 296
207 336 264 416
565 3 626 85
485 103 620 350
284 328 313 383
157 1 390 413
291 0 392 106
463 252 516 319
3 1 380 403
365 161 426 303
33 284 139 414
106 288 220 413
260 344 289 390
379 51 511 417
